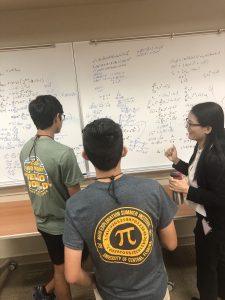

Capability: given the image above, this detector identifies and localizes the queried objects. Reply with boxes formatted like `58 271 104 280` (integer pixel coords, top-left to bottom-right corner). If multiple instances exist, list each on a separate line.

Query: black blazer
173 144 225 237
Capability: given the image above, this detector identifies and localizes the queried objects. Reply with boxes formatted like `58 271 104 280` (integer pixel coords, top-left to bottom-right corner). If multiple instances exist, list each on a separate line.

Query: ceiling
0 0 139 11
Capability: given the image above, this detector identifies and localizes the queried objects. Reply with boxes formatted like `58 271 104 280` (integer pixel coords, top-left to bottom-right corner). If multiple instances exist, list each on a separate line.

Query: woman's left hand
169 177 189 194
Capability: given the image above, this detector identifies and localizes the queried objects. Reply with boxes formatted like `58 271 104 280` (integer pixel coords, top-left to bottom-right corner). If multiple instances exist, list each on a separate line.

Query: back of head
82 118 123 171
191 102 225 142
192 102 225 178
29 95 63 130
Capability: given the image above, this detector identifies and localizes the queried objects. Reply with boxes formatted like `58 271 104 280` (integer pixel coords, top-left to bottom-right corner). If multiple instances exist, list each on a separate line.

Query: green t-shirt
20 138 84 234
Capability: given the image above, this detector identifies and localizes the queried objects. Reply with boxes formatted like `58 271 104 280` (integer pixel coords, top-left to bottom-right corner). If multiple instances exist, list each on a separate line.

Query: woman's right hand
165 145 179 164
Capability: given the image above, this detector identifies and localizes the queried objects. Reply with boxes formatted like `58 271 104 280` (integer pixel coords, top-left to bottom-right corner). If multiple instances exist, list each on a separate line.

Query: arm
169 176 189 194
169 170 225 208
67 183 81 197
170 164 225 208
157 183 177 250
172 160 189 176
61 149 84 196
187 153 225 208
173 144 198 176
158 221 177 251
164 145 189 175
187 183 225 208
64 246 96 287
63 198 93 287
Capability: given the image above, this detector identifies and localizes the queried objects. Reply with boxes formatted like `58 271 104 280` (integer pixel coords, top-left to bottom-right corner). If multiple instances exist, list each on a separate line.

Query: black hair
82 118 123 171
190 102 225 179
29 95 63 130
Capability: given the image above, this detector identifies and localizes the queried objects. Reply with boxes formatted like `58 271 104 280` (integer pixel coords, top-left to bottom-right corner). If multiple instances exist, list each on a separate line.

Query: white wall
0 0 225 47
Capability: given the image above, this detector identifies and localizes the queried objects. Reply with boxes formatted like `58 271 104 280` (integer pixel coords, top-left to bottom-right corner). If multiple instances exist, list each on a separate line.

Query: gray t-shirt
20 138 84 234
63 175 177 300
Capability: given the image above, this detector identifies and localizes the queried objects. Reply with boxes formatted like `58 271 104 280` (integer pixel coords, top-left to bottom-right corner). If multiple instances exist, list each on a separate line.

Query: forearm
187 185 225 208
158 221 177 251
67 183 81 197
73 269 96 288
172 159 189 176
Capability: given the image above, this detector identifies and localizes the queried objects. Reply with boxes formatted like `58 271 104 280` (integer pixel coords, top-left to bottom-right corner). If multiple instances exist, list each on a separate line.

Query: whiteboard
74 33 225 173
0 43 85 186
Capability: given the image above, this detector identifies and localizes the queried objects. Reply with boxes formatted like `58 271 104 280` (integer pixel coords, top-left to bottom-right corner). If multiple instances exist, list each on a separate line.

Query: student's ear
54 113 60 123
205 126 212 135
82 151 89 161
122 147 128 157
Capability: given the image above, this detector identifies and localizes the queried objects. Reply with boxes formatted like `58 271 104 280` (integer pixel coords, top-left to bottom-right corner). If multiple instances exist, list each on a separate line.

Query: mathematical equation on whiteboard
0 68 82 181
78 40 225 167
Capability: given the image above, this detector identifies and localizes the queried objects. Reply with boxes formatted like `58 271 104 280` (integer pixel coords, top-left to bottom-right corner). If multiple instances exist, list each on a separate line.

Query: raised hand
164 145 179 164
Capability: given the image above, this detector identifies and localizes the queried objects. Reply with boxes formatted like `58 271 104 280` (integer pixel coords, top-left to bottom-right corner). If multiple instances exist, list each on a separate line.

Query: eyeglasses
186 118 201 127
61 114 66 121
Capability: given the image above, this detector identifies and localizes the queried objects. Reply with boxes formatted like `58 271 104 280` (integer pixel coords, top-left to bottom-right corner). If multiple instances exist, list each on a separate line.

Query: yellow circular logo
94 207 153 265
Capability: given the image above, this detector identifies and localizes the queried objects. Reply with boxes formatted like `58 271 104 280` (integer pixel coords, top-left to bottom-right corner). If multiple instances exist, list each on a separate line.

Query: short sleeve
63 203 84 250
60 149 84 187
158 185 177 229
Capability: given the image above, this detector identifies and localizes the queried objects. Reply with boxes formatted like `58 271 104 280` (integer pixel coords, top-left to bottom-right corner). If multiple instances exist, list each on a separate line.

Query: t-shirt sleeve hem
158 217 175 230
63 242 83 251
65 175 84 187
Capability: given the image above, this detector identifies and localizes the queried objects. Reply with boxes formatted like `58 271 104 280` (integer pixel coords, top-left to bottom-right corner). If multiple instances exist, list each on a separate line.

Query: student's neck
36 129 55 139
197 139 206 150
95 166 123 182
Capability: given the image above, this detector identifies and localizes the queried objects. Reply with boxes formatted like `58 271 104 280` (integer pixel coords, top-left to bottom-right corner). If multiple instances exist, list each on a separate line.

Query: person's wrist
185 185 189 194
173 158 180 165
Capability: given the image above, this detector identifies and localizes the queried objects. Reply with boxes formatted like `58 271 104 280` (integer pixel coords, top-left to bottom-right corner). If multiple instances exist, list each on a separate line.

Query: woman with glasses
165 102 225 300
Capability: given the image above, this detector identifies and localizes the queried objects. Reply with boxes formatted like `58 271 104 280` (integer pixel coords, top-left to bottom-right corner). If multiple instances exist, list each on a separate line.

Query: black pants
194 218 225 300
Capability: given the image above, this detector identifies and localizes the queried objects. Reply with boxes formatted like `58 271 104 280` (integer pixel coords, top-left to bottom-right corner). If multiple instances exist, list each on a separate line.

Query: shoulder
20 138 34 157
66 185 95 218
201 146 225 183
52 141 76 159
21 138 34 150
205 146 223 168
52 140 72 151
127 175 160 189
128 176 174 207
122 176 162 197
67 183 96 206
